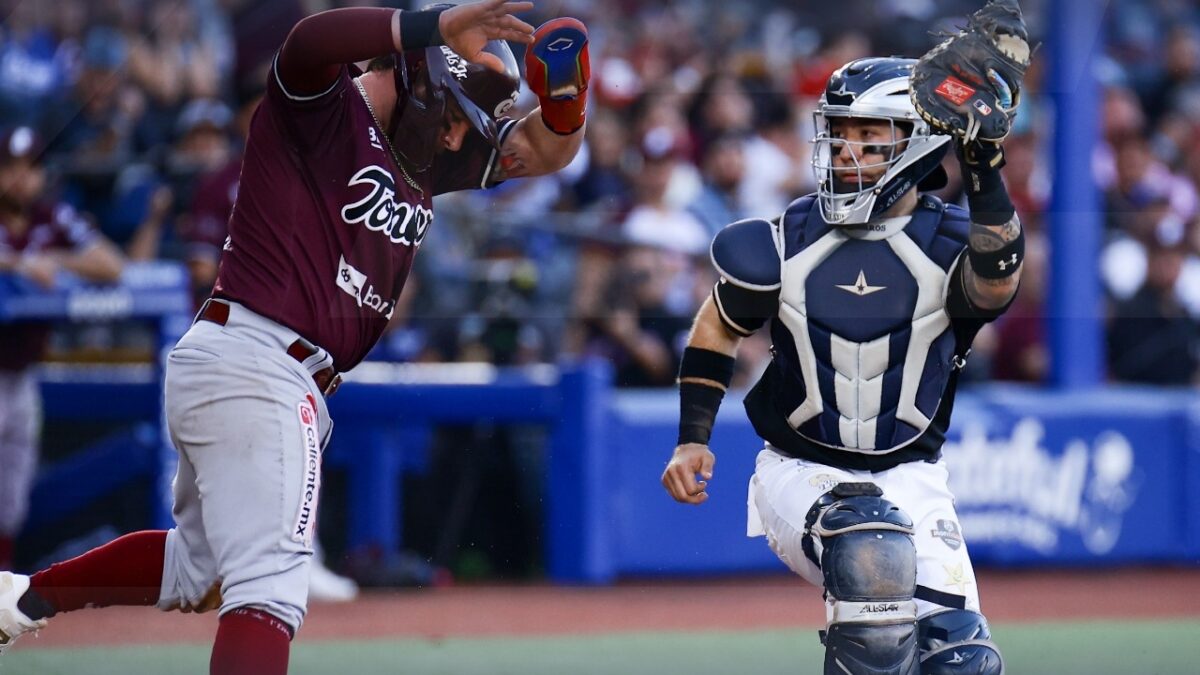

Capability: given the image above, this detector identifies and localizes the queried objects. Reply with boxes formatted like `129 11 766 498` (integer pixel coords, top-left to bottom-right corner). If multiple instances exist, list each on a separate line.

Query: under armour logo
997 253 1019 271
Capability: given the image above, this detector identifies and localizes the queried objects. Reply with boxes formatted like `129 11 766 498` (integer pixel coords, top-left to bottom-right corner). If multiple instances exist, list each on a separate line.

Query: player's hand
440 0 535 72
662 443 716 505
956 138 1005 170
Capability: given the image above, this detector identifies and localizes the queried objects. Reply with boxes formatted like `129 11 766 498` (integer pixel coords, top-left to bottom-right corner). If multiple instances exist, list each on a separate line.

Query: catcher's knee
918 609 1003 675
808 482 919 675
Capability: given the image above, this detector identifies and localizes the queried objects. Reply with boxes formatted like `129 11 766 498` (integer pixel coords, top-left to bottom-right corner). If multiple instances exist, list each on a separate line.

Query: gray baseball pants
158 301 333 632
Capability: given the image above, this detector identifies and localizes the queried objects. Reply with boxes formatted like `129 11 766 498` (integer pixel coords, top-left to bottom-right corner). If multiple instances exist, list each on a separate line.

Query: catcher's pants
747 445 981 619
0 369 40 538
158 301 333 632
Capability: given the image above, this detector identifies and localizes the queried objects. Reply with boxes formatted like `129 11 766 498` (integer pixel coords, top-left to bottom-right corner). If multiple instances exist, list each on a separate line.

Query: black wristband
968 225 1025 279
399 8 446 50
678 347 735 388
958 144 1014 226
678 382 726 446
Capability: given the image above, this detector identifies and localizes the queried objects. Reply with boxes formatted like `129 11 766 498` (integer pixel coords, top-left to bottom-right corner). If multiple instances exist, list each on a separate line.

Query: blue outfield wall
606 385 1200 581
30 360 1200 584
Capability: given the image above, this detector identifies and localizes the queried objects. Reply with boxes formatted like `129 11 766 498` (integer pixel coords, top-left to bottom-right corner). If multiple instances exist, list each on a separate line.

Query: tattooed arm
491 109 584 180
963 215 1022 310
957 140 1023 311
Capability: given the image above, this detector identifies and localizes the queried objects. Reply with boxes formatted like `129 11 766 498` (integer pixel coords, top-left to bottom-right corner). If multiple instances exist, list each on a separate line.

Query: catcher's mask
812 57 951 225
391 39 520 172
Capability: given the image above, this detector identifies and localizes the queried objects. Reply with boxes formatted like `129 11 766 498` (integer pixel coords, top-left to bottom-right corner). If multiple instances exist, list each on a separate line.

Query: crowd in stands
3 0 1199 386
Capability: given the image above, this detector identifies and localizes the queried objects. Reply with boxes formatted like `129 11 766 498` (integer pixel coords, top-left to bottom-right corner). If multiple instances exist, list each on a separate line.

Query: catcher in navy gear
661 44 1027 675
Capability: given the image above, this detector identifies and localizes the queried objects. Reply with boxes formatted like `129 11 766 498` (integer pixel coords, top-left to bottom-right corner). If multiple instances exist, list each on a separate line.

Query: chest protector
744 194 973 470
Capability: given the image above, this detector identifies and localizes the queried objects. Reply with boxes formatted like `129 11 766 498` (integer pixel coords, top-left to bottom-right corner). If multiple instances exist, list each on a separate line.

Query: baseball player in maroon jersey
0 126 124 572
0 2 589 673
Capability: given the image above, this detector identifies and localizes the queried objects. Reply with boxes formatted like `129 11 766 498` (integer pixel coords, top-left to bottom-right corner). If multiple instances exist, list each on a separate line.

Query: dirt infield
23 567 1200 649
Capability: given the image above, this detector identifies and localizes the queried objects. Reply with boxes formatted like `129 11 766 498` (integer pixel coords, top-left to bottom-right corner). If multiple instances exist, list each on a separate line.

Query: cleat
0 573 48 656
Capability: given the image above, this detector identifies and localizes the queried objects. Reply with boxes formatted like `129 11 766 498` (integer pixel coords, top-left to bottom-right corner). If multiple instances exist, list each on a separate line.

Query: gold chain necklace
353 76 423 194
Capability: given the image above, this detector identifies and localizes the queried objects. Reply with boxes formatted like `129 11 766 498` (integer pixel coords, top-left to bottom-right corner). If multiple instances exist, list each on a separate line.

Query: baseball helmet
391 39 520 171
812 57 951 225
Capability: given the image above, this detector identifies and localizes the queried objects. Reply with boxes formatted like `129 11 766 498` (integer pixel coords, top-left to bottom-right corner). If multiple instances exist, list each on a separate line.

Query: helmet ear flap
917 163 949 191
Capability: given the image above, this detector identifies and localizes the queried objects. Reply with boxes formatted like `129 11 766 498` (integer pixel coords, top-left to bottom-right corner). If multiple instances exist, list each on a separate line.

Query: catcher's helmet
812 57 951 225
392 40 521 171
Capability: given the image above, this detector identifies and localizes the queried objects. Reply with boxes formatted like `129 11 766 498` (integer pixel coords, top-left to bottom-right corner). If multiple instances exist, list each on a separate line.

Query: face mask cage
811 112 912 224
428 61 501 149
390 53 448 172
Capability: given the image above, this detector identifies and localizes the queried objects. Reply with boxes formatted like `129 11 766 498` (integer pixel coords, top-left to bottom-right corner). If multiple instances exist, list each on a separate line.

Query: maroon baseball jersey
0 202 99 371
213 59 513 371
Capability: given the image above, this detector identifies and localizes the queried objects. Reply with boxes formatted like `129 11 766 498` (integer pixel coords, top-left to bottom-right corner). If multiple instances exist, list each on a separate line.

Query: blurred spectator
457 236 545 366
0 126 124 569
50 0 90 88
686 72 753 163
584 245 697 387
180 84 261 306
44 26 174 262
738 88 808 219
568 109 633 214
991 233 1050 383
1107 238 1200 385
126 0 223 148
1106 133 1197 232
687 131 749 236
621 126 708 255
0 2 72 128
1137 25 1200 125
998 131 1049 232
45 26 140 164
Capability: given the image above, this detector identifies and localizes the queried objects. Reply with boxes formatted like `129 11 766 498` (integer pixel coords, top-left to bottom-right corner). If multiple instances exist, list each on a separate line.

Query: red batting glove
524 17 589 135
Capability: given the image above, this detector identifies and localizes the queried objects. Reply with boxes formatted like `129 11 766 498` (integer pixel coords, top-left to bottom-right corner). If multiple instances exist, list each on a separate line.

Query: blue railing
2 262 191 532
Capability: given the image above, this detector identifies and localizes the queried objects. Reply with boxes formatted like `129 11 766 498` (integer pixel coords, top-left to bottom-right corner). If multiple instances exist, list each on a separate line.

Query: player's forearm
59 240 125 284
277 8 395 95
617 330 674 382
125 220 164 262
516 109 580 174
958 142 1022 309
277 7 447 97
678 298 741 447
964 217 1022 309
683 297 742 389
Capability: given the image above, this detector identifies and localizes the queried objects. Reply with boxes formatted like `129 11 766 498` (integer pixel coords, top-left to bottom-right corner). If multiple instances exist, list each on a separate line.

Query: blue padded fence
30 363 1200 585
8 268 1200 585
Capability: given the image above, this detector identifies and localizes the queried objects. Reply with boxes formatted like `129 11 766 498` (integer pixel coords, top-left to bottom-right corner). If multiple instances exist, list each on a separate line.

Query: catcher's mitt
910 0 1034 144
